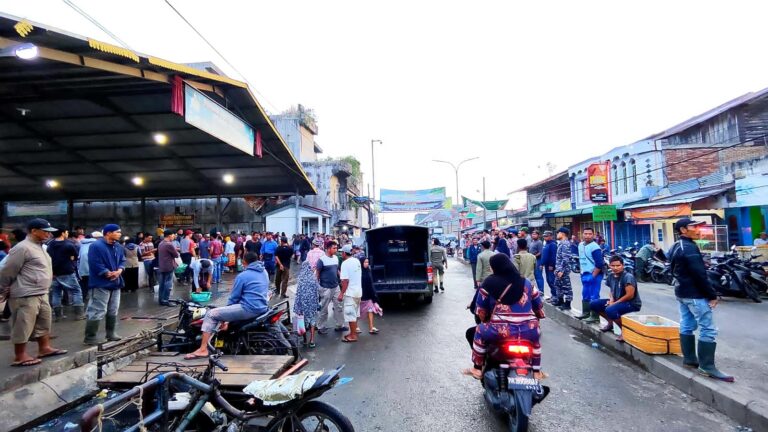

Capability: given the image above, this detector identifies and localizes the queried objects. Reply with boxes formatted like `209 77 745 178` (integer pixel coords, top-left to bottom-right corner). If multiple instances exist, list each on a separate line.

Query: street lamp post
371 139 382 227
432 157 479 239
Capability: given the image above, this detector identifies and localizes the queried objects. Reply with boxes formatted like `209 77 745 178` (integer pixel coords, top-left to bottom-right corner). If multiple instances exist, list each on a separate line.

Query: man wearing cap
157 229 180 306
84 224 126 345
0 218 68 366
541 231 558 301
669 218 734 382
554 227 574 310
47 226 85 321
307 238 325 269
339 244 363 342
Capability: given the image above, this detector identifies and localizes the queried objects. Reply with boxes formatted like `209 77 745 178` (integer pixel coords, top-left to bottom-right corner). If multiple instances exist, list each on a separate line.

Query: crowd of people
0 219 379 366
460 218 733 383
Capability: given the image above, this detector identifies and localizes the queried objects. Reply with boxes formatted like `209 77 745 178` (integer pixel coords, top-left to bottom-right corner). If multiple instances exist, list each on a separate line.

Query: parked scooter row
705 247 766 303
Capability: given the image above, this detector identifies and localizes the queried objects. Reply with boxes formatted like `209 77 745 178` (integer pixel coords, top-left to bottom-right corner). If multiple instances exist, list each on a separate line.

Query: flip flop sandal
308 342 316 348
12 358 41 367
183 353 209 360
341 336 357 343
460 368 481 380
38 349 68 359
355 328 362 334
369 328 379 334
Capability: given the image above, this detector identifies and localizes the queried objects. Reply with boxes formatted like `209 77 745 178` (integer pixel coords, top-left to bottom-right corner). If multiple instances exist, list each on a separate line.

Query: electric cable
62 0 133 50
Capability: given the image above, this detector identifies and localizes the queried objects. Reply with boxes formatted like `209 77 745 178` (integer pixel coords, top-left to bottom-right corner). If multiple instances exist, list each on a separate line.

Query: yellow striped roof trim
147 56 247 88
88 38 139 63
14 20 33 37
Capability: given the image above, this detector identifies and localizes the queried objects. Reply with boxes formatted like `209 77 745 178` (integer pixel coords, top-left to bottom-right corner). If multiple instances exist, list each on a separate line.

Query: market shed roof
0 14 315 201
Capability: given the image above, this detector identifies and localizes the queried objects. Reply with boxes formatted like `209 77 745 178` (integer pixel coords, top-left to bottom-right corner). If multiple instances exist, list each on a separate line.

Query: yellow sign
160 214 195 227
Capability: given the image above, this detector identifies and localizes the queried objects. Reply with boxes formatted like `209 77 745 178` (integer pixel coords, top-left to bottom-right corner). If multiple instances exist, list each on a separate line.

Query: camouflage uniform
554 239 573 301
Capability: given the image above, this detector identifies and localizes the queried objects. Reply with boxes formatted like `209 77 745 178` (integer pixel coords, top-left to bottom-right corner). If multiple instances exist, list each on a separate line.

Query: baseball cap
103 224 121 234
674 218 705 232
185 230 193 236
341 244 353 254
313 238 324 247
542 230 553 237
27 218 57 232
557 227 571 236
164 229 176 237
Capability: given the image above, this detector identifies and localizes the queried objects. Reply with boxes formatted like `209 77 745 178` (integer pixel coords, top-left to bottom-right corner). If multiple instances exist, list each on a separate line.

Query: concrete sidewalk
457 256 768 430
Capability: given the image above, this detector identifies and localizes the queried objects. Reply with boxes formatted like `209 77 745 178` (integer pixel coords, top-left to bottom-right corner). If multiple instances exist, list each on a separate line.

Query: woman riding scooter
463 253 546 380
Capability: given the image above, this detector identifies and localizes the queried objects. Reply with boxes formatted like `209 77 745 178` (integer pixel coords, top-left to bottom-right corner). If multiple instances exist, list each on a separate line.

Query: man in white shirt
754 232 768 246
338 244 362 342
189 258 213 293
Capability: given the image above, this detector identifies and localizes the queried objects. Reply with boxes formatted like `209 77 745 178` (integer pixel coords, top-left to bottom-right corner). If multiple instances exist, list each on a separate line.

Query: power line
163 0 280 114
62 0 133 50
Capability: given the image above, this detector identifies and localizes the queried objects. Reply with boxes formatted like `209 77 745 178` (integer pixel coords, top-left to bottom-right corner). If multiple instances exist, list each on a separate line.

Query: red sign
625 203 692 220
587 163 609 203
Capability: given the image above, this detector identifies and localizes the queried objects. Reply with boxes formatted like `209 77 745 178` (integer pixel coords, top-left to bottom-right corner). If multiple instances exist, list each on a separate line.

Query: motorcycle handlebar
211 355 228 372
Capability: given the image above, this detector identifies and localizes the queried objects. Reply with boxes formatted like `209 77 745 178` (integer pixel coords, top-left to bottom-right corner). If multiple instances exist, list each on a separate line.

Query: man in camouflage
554 227 573 311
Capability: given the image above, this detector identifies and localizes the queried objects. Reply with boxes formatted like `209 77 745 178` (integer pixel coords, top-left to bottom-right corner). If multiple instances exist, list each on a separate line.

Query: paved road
302 258 736 432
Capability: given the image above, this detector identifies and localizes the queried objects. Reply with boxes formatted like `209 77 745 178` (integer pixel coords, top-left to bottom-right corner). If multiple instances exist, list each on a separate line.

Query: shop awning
623 184 733 220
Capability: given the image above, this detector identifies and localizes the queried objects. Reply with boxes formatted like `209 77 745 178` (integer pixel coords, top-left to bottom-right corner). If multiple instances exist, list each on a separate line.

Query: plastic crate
621 314 681 355
190 291 212 303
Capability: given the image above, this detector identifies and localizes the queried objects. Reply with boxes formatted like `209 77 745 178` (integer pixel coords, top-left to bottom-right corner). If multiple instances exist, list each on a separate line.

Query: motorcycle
706 257 762 303
647 249 673 285
157 298 300 358
570 255 581 274
605 247 636 276
480 339 550 432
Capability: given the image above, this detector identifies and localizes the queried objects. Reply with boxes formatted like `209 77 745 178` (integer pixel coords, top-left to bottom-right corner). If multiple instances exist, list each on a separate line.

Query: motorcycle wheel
650 269 663 284
267 401 355 432
507 399 529 432
744 281 763 303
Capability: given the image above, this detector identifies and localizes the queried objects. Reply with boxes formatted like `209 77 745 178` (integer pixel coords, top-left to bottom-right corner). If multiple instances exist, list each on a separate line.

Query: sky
6 1 768 225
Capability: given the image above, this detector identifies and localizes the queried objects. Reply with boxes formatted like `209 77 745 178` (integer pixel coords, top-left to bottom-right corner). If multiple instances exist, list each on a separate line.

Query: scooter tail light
270 310 285 324
507 344 531 354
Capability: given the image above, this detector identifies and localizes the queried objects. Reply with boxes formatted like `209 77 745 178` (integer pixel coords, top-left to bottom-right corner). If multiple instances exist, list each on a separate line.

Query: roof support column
216 195 222 233
295 188 300 236
67 199 74 232
141 198 147 234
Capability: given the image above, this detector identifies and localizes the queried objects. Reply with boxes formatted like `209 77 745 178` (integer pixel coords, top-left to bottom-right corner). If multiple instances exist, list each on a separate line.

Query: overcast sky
6 1 768 225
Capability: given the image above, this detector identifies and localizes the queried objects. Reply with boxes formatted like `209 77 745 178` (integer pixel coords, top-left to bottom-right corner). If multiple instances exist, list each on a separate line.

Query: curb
543 302 768 431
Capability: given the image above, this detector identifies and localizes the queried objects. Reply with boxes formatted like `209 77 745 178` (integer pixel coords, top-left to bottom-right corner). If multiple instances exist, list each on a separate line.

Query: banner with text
380 187 447 212
587 163 609 203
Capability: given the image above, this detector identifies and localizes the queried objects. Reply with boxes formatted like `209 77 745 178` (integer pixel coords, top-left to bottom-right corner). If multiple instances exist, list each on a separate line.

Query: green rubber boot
679 334 698 368
84 320 105 345
575 300 591 319
105 315 122 342
584 309 600 324
697 341 734 382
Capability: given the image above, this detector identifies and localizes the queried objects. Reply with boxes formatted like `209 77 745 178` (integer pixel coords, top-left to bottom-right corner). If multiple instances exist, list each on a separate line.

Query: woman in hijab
463 253 545 380
494 233 511 257
293 260 320 348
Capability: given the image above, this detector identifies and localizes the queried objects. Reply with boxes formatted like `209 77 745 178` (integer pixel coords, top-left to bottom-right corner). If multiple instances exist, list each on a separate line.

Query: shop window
621 162 628 195
581 179 588 202
630 159 637 192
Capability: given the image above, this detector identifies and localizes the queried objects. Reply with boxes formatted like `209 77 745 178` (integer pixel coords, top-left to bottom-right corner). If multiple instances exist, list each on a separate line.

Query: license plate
508 376 541 390
214 339 224 348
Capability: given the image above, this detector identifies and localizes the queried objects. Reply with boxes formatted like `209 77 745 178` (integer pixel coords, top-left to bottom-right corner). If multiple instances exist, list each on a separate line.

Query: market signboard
185 84 255 156
380 187 446 212
624 203 691 220
160 214 195 227
6 201 67 217
587 163 609 202
592 204 617 221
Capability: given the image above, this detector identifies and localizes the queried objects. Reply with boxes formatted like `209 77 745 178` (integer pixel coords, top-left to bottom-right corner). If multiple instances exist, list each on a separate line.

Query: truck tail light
427 264 433 284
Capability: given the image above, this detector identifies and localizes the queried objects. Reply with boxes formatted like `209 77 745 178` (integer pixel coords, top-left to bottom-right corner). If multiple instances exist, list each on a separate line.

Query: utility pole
482 176 487 229
371 139 382 227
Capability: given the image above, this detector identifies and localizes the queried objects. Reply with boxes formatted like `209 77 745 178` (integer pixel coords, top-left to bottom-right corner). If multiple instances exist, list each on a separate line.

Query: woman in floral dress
293 260 320 348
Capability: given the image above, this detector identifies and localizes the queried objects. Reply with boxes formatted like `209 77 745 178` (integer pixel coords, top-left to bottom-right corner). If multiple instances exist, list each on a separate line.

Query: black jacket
668 236 717 300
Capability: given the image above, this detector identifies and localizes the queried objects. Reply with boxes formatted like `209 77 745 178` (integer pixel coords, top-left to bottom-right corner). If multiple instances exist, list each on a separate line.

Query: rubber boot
53 306 66 322
73 305 86 321
440 283 445 292
575 300 591 319
105 315 122 342
557 300 571 311
697 341 734 382
584 309 600 324
679 334 699 368
84 320 106 345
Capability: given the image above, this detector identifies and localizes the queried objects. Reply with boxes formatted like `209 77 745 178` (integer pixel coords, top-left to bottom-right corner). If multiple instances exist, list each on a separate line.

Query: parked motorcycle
570 255 581 274
157 298 300 358
604 247 636 276
647 249 673 285
480 339 550 432
706 257 762 303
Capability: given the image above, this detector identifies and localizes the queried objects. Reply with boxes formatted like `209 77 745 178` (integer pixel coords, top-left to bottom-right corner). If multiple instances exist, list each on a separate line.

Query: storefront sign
735 175 768 207
185 84 255 156
624 203 691 220
528 218 546 227
380 187 447 212
160 214 195 226
592 205 617 222
6 201 67 217
587 163 609 203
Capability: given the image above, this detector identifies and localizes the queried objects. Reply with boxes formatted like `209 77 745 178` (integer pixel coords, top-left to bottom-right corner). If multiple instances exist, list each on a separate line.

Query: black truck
365 225 434 304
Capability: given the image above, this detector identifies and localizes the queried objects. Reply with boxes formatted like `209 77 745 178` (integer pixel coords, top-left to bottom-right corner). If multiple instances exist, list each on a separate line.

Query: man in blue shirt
184 252 269 359
576 227 604 323
540 231 558 301
84 224 126 345
466 238 481 288
260 233 279 284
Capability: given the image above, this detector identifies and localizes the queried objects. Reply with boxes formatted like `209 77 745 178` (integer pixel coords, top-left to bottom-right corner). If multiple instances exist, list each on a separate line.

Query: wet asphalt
300 257 737 432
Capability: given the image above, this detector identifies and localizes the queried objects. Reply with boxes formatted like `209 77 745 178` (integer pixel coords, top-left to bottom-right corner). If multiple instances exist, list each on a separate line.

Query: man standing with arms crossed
0 219 67 366
576 227 603 323
338 244 363 343
669 218 733 382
